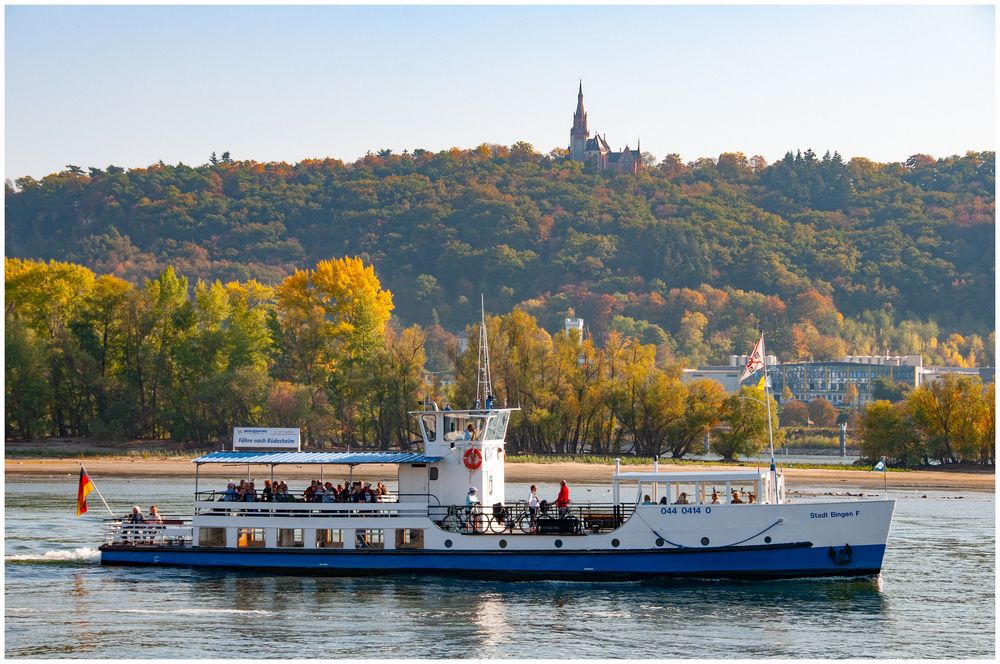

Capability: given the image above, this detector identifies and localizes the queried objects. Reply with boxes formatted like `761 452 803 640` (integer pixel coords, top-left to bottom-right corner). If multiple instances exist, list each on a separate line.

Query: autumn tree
780 400 809 426
807 398 838 427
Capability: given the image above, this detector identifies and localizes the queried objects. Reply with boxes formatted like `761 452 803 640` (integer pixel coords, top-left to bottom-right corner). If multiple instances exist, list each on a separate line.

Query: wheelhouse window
419 415 437 442
198 527 225 547
395 529 424 550
356 529 384 550
277 528 304 548
237 528 265 548
484 411 509 440
316 529 344 549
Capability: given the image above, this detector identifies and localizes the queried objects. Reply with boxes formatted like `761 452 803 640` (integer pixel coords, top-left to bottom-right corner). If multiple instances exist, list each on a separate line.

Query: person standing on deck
465 487 481 531
554 480 570 518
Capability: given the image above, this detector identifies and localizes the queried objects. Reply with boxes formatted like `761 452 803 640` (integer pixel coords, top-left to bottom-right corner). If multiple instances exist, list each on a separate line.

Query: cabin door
415 466 430 501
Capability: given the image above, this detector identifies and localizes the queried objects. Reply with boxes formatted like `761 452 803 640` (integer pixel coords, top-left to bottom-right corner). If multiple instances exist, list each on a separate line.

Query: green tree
859 400 922 466
714 386 780 460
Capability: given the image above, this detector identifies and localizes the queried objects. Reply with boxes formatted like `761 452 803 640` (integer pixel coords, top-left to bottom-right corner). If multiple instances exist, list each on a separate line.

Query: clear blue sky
5 5 995 179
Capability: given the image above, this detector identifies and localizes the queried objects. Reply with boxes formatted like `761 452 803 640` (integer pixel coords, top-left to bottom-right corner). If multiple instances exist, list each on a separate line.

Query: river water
4 475 994 658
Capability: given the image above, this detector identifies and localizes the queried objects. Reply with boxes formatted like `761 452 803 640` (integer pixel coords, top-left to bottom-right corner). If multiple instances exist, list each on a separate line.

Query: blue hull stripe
100 544 886 580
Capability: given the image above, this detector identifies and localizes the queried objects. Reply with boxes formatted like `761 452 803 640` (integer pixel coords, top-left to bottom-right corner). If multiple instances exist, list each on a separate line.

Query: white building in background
564 317 584 343
686 353 993 406
681 366 743 393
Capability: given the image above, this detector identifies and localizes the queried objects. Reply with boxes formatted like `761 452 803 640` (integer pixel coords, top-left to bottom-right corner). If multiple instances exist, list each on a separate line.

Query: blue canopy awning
192 451 443 465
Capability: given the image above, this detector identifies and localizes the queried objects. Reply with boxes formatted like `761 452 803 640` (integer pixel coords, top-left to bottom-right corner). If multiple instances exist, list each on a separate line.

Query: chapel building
569 82 642 174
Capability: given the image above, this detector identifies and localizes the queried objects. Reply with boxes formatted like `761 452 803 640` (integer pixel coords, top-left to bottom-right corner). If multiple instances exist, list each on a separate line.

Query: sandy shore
4 457 994 491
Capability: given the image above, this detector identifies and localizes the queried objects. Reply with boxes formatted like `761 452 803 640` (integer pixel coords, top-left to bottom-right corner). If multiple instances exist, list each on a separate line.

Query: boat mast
475 294 493 409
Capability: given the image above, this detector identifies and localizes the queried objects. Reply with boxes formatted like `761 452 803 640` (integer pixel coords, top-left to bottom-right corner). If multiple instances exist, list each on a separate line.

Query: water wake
5 547 101 564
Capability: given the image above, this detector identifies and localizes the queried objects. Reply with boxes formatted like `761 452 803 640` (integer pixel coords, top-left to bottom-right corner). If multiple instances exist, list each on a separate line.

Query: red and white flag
739 333 766 382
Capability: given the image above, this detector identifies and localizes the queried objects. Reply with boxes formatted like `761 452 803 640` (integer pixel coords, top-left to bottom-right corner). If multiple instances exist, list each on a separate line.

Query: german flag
76 467 95 517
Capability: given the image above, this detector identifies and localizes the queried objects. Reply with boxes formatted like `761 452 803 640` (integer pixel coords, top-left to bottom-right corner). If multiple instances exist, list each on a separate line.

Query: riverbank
4 456 994 491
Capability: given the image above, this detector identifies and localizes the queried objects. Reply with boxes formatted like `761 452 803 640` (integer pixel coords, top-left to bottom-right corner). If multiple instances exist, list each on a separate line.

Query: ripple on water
3 478 994 659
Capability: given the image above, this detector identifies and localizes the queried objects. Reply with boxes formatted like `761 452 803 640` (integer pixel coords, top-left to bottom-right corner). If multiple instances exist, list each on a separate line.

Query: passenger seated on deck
126 505 144 524
673 492 689 505
147 505 164 524
711 491 720 504
261 480 273 502
221 483 239 501
659 496 668 505
748 493 757 504
376 481 388 499
244 482 258 502
641 495 654 505
322 482 337 503
464 424 476 441
730 490 743 504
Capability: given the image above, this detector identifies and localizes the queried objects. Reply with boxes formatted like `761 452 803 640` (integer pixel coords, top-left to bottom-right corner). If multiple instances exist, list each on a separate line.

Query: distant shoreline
4 456 993 491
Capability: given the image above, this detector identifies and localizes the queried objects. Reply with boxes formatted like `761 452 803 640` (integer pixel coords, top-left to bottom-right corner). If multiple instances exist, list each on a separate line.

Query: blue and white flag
872 459 886 472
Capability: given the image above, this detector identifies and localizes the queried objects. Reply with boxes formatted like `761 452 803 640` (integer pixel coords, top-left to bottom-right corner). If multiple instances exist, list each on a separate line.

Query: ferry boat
99 416 895 580
98 312 895 580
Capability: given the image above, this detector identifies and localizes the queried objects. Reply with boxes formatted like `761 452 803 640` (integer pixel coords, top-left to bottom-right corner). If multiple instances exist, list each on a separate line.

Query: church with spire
569 82 642 174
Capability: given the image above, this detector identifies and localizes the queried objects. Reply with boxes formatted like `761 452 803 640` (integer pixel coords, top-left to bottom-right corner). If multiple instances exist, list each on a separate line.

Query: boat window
316 529 344 549
277 528 304 548
429 467 439 480
356 529 384 550
198 527 225 547
420 415 437 442
395 529 424 550
485 411 509 440
237 528 265 548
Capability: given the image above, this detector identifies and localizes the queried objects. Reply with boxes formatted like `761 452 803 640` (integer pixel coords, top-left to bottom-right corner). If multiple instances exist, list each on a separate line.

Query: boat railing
193 493 439 519
103 518 193 547
429 502 635 535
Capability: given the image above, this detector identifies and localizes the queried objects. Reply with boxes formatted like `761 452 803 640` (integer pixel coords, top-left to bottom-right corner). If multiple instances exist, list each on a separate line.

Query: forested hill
5 147 995 366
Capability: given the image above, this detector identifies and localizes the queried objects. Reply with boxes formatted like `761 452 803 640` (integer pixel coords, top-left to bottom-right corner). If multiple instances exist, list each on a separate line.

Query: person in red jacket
554 480 570 518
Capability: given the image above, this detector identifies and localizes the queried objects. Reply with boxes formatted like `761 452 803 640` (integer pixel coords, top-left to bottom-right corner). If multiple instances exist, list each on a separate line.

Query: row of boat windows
199 527 425 550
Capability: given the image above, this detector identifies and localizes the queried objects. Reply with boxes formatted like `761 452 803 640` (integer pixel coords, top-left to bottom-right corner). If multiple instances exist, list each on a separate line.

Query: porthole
444 539 453 548
764 536 772 544
499 539 508 549
611 538 620 548
700 537 710 546
655 538 665 547
554 539 563 548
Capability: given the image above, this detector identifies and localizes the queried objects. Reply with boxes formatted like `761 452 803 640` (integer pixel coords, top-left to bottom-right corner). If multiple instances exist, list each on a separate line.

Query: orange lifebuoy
463 448 483 470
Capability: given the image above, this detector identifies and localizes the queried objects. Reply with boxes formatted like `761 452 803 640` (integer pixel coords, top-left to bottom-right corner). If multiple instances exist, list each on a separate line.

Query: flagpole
81 462 116 518
760 332 777 504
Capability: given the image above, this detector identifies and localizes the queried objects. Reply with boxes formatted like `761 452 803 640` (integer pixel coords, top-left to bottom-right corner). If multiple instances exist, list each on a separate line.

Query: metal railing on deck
104 519 193 547
194 493 439 519
429 501 635 535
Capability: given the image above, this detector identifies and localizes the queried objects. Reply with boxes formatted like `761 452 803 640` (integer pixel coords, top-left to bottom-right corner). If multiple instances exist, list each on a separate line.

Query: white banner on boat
233 427 301 451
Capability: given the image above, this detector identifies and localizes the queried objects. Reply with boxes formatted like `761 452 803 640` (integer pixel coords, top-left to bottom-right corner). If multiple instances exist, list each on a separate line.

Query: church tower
570 81 589 162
